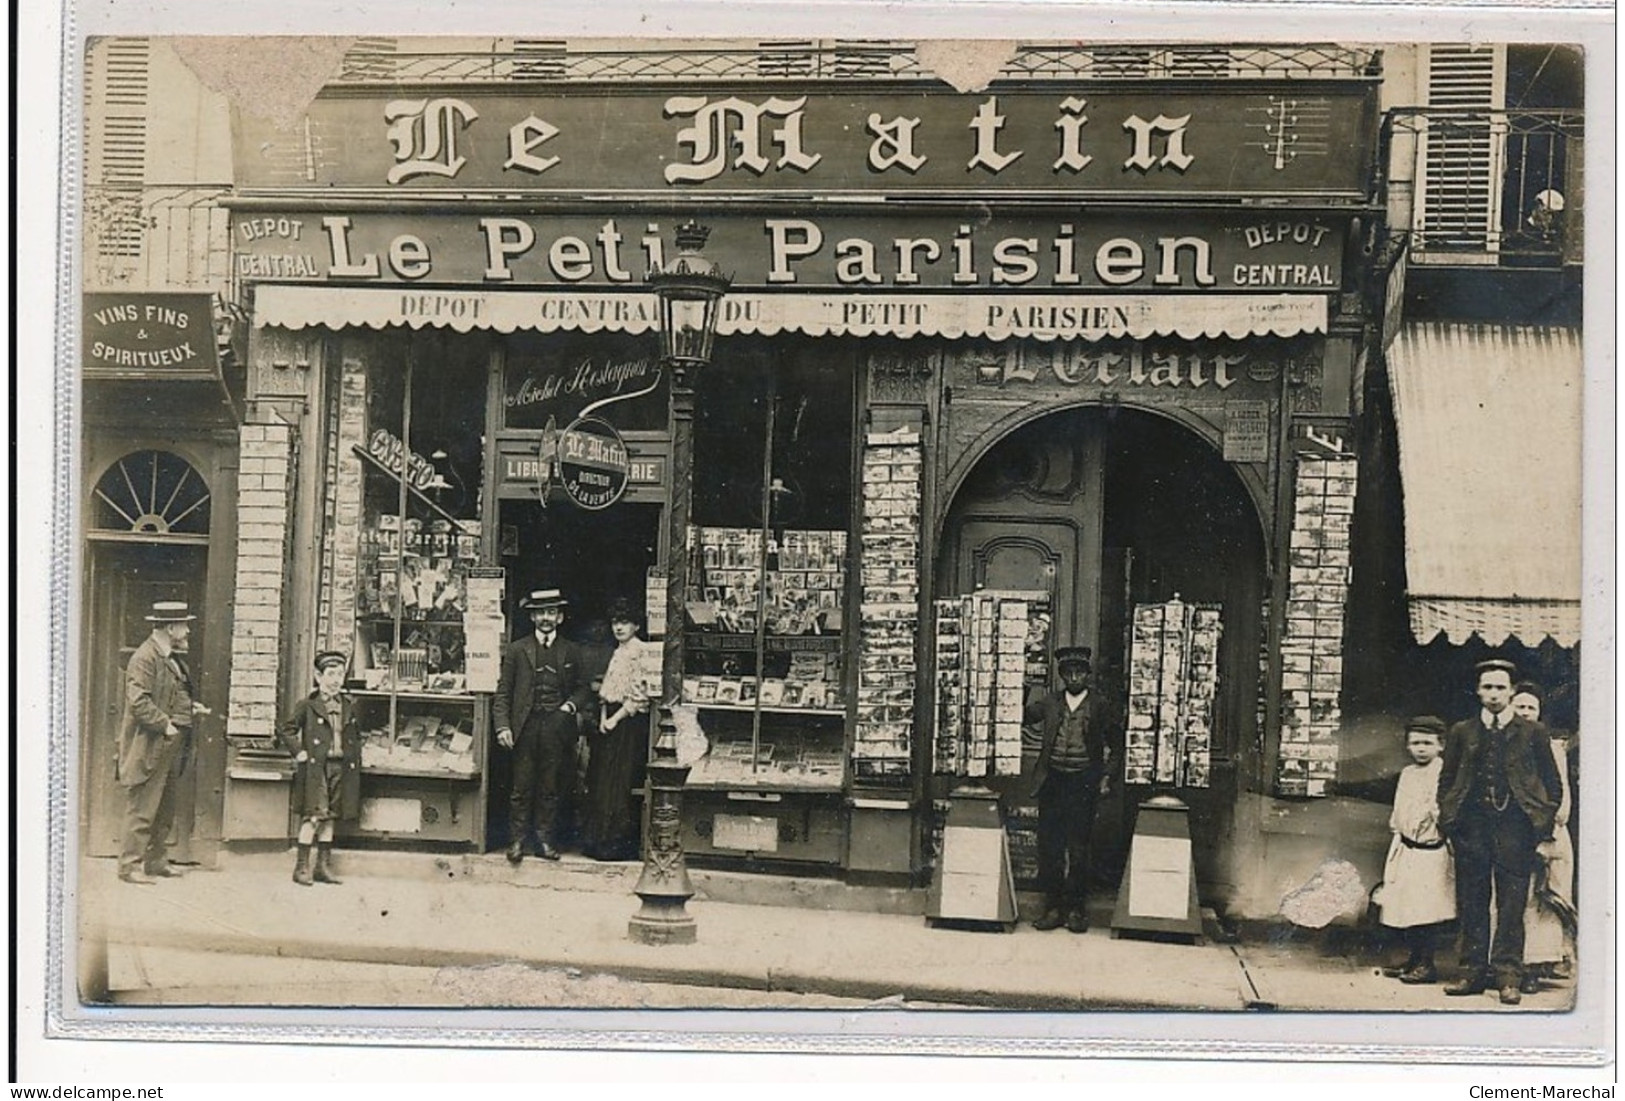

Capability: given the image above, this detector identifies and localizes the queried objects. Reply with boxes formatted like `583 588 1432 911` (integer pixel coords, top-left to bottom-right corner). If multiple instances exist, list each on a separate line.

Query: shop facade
220 48 1386 915
79 291 242 866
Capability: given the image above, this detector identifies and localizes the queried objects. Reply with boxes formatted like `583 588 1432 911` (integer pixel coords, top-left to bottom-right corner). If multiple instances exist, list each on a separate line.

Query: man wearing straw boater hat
116 600 207 884
493 588 592 863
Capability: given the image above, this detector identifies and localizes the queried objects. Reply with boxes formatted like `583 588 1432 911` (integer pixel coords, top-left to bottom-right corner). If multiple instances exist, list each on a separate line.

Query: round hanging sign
555 415 631 510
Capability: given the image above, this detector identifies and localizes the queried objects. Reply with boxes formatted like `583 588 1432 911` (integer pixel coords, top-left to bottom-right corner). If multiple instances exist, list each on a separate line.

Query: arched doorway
936 405 1267 898
81 449 212 858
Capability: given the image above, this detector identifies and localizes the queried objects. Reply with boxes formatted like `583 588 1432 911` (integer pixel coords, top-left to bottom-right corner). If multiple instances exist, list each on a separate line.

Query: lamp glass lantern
648 221 732 375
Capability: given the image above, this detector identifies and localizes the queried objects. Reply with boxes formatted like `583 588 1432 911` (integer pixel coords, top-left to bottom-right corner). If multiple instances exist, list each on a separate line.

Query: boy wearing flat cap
1024 645 1119 933
1437 657 1564 1004
278 650 363 886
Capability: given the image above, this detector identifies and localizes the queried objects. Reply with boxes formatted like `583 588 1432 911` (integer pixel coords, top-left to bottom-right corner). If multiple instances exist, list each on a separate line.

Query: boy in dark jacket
278 651 363 886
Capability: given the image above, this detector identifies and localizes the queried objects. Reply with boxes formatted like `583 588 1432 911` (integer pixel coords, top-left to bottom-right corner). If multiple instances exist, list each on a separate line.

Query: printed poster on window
464 567 506 693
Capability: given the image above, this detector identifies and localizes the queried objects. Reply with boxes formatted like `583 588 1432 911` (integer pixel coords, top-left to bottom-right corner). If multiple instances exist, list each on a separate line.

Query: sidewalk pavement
76 851 1574 1012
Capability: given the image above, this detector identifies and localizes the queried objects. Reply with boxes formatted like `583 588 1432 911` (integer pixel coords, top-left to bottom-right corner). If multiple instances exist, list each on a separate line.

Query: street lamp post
630 221 731 946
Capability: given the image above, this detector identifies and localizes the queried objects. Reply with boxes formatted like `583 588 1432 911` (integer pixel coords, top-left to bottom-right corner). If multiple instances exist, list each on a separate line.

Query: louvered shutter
1416 44 1506 260
86 38 149 261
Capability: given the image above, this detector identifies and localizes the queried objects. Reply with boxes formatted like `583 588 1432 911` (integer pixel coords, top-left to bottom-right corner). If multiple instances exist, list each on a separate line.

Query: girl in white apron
1376 716 1457 983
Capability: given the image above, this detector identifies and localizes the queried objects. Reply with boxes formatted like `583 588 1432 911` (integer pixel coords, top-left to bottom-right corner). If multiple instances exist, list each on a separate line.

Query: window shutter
86 38 149 261
1416 44 1506 259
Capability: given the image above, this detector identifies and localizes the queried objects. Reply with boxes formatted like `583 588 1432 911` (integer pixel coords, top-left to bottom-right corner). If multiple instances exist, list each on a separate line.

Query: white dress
1524 736 1575 965
1377 758 1457 928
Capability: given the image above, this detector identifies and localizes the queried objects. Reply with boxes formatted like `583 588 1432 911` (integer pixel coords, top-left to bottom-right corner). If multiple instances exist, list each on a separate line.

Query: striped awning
1387 323 1583 646
251 285 1327 343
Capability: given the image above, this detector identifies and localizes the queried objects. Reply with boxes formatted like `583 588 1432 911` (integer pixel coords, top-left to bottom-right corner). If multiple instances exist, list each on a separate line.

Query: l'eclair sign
235 88 1375 197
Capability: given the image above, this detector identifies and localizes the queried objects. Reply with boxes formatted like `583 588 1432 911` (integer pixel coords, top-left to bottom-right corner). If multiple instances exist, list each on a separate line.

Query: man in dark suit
493 589 593 863
1025 645 1118 933
1438 658 1564 1005
117 600 207 884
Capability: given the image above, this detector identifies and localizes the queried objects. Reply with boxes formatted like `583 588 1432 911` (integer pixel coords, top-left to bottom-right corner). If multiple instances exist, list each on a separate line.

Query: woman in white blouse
581 599 653 861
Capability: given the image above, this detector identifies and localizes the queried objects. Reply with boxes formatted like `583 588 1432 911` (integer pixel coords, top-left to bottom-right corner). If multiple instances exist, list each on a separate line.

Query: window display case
340 339 489 846
677 349 854 866
681 526 849 794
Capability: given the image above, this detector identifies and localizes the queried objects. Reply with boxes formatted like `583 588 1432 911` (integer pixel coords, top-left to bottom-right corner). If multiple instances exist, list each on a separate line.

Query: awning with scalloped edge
1387 323 1583 647
251 285 1327 343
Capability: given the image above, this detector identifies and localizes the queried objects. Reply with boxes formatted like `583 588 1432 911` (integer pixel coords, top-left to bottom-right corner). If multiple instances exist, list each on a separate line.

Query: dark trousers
510 708 578 845
119 730 186 873
1452 802 1538 983
1036 769 1101 912
1401 921 1449 966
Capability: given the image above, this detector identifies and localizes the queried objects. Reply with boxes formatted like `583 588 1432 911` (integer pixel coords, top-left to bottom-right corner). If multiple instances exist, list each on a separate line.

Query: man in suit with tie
117 600 208 884
494 589 593 863
1025 645 1119 933
1438 658 1564 1004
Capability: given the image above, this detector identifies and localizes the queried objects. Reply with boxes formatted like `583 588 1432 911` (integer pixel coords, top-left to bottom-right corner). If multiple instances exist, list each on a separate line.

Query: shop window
345 332 490 842
91 449 210 536
678 348 856 821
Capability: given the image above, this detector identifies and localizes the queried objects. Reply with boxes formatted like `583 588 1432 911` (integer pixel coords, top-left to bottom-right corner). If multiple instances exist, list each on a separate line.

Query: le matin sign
235 87 1375 198
83 293 221 380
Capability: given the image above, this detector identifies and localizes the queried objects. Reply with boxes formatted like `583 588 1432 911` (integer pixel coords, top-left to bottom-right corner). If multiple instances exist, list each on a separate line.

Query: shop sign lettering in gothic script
971 341 1285 397
236 89 1374 197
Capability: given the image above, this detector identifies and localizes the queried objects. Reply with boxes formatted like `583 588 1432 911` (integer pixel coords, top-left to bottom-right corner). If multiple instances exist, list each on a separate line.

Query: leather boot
313 844 342 885
292 844 314 887
537 798 561 860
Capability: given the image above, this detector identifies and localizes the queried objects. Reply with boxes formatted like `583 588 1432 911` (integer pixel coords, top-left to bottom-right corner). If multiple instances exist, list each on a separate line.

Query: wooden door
81 541 206 857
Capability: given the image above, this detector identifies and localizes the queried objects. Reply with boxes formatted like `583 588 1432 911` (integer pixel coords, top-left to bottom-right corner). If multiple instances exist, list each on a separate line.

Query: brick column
225 421 297 739
1275 455 1357 797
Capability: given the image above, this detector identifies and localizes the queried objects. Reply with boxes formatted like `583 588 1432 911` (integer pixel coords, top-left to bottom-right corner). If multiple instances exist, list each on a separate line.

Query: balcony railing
83 184 234 293
326 41 1381 85
1383 107 1583 267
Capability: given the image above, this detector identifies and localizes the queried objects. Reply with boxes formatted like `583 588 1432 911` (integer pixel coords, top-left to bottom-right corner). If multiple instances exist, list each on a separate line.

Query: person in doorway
277 650 363 886
1437 658 1563 1005
493 588 592 863
1375 716 1456 984
1025 645 1118 933
1512 682 1576 992
116 601 207 885
581 598 653 861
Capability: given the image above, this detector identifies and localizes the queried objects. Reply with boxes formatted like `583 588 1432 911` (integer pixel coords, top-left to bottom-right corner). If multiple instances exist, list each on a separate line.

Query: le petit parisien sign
234 212 1344 293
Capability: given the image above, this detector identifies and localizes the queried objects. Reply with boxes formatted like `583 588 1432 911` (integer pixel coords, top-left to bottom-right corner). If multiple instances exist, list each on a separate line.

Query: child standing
1376 715 1457 983
277 651 363 886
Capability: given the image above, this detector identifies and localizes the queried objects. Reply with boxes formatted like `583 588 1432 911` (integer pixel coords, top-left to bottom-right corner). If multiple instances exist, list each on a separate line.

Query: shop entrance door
938 406 1266 898
487 498 662 852
81 540 207 859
